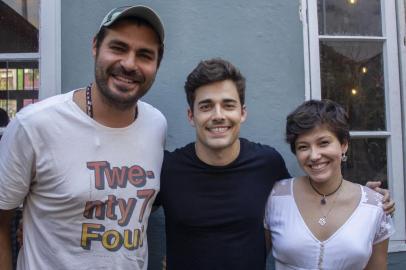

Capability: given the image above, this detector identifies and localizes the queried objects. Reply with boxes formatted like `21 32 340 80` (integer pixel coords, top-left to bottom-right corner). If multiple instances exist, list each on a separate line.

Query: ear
341 141 349 155
240 105 247 123
92 37 98 58
187 108 195 127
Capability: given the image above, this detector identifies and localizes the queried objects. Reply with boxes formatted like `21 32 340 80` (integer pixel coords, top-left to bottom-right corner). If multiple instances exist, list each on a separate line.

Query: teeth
115 76 135 84
210 127 228 133
311 163 326 170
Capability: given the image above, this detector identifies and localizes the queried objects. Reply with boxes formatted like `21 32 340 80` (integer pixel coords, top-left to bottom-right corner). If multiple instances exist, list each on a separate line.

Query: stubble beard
94 64 139 111
94 60 155 111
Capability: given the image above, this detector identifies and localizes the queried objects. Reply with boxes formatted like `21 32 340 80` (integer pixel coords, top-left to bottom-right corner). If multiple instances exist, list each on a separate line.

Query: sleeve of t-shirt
273 149 291 181
153 192 162 207
373 210 395 244
0 117 34 209
153 150 171 208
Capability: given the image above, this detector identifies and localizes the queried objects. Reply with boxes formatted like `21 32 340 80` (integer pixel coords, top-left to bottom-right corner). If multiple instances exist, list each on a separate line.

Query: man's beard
94 62 151 111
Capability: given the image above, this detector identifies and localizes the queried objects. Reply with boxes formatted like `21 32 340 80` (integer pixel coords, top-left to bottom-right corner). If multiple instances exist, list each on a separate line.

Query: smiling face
188 80 247 154
92 20 159 110
295 125 348 184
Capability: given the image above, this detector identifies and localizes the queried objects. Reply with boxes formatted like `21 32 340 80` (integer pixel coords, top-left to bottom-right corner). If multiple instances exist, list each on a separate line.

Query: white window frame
0 0 61 134
301 0 406 252
398 1 406 233
39 0 61 99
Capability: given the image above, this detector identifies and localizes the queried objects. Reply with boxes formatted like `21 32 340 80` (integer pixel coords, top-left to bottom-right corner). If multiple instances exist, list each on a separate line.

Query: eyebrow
316 135 333 140
197 98 238 105
107 40 156 55
197 99 213 105
222 99 238 103
109 39 127 45
107 39 128 47
296 135 333 144
138 48 157 57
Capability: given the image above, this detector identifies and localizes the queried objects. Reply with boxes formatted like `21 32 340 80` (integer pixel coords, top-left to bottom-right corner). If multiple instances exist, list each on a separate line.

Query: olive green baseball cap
99 5 164 43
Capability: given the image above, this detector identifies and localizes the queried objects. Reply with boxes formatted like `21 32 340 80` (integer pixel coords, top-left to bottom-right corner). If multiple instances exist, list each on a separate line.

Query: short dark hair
286 99 350 154
94 16 164 67
184 58 246 109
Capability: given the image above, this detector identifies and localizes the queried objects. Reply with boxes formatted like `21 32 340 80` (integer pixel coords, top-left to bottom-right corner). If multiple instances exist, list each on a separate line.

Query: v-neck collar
290 177 362 243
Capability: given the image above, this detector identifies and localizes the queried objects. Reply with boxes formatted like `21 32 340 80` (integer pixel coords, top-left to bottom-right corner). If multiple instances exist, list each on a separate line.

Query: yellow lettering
124 229 142 250
81 223 104 250
102 229 123 251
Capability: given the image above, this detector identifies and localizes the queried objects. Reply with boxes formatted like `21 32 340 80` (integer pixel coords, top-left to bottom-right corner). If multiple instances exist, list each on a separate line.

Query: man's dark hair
184 58 246 109
286 99 350 154
94 16 164 67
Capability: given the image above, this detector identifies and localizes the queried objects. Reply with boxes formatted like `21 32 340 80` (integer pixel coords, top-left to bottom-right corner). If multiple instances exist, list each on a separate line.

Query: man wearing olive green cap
0 5 166 270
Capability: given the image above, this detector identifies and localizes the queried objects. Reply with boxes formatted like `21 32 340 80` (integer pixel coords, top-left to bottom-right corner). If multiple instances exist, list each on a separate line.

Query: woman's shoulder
359 184 384 208
271 178 294 197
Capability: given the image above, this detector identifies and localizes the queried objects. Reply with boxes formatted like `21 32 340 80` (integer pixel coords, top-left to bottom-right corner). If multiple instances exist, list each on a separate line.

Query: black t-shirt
156 138 290 270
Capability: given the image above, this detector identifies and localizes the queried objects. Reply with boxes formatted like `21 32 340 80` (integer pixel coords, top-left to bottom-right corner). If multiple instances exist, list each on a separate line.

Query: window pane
0 60 39 120
343 138 387 188
0 0 40 53
320 41 385 131
317 0 382 36
0 100 16 122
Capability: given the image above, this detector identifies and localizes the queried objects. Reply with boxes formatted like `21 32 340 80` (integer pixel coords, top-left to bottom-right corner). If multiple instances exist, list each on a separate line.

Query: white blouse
264 178 394 270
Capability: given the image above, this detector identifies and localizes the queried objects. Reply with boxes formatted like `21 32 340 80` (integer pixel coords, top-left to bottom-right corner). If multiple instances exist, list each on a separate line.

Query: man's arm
0 209 15 270
265 229 272 254
152 191 162 213
365 181 395 215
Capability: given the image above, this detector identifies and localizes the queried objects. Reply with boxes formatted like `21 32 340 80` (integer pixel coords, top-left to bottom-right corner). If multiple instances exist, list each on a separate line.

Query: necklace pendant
321 196 326 205
318 217 327 226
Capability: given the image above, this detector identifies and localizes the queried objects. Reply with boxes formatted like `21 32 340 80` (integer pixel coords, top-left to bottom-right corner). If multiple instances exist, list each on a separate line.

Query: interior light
361 67 368 74
351 88 357 95
348 0 357 4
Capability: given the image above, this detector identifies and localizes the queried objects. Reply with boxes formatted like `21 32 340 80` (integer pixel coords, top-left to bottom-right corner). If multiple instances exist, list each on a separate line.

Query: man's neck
194 139 241 166
91 84 137 128
73 84 137 128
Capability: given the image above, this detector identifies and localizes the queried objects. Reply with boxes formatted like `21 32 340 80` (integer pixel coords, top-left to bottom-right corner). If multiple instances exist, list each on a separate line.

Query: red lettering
128 165 146 187
117 198 136 226
137 189 155 222
83 200 105 220
87 161 109 190
104 166 128 189
105 195 118 220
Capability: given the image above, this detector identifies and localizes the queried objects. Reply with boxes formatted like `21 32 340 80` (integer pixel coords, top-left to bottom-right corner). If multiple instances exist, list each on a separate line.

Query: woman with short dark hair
264 99 393 269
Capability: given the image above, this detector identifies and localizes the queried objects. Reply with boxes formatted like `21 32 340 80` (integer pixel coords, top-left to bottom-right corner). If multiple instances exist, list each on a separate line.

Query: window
301 0 405 251
0 0 60 135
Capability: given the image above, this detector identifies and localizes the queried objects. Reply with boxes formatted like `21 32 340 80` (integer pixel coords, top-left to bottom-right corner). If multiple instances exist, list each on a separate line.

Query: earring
341 153 348 162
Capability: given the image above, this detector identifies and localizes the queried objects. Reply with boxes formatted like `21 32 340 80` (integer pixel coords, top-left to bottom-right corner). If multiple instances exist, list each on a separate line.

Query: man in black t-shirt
156 58 290 270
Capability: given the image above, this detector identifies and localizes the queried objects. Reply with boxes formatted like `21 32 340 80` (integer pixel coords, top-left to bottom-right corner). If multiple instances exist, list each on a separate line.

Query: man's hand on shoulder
365 181 395 216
